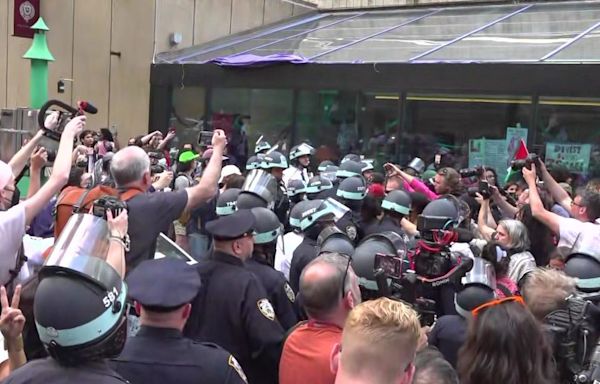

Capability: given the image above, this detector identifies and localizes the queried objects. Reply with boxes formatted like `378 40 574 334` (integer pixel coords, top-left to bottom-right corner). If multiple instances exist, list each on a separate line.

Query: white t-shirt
558 217 600 258
275 231 304 280
0 204 26 284
282 167 310 187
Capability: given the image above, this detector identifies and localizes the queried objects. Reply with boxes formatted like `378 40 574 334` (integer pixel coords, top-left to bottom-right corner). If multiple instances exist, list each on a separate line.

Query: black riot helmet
239 169 278 209
317 226 354 257
34 214 127 365
259 151 288 170
306 176 334 200
417 196 461 233
336 176 367 201
236 191 268 210
382 190 412 216
336 160 364 180
318 160 335 173
246 155 261 171
216 188 241 216
320 165 339 182
341 154 361 164
289 199 311 230
251 207 283 245
564 253 600 293
287 179 307 198
352 232 408 290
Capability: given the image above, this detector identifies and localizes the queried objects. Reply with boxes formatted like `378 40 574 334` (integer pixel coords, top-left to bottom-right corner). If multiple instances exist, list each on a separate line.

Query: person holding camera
109 129 226 273
0 116 86 284
523 164 600 258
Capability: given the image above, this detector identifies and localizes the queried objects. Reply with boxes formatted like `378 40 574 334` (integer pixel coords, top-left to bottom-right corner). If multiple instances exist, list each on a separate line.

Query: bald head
300 253 353 319
111 146 150 188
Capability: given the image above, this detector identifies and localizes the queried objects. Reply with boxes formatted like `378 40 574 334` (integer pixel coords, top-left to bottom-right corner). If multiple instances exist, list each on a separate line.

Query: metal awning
155 1 600 65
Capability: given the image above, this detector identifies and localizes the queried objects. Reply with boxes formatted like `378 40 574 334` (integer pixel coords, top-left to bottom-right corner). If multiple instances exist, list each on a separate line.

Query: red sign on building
13 0 40 38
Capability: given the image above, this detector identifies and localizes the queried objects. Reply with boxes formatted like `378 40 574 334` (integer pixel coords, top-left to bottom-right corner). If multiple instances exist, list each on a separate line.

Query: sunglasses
471 296 525 318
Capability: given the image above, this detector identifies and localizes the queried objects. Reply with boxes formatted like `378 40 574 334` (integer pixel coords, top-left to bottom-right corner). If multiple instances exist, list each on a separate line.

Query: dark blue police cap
205 208 255 240
126 258 201 309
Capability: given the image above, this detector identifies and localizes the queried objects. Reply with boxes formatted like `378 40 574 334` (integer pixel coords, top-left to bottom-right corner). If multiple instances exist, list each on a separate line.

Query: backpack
54 185 144 238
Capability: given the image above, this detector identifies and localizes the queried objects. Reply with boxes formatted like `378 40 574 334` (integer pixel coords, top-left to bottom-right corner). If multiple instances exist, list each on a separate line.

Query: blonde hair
522 268 577 321
340 298 421 383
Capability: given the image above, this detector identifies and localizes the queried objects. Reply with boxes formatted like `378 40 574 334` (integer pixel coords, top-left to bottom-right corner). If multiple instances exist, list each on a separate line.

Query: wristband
110 234 130 252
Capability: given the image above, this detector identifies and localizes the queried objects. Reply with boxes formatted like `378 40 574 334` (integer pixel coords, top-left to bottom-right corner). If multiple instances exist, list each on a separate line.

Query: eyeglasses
471 296 525 318
340 255 353 298
571 200 583 208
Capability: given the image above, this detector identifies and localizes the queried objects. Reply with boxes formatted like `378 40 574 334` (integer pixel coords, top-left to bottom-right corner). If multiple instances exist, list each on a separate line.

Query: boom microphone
78 101 98 114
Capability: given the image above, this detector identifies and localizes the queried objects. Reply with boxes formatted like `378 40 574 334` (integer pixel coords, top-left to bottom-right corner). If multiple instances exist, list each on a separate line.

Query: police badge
257 298 276 321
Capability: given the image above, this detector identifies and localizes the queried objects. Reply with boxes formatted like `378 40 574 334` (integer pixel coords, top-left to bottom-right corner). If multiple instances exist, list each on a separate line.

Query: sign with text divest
545 143 591 174
13 0 40 38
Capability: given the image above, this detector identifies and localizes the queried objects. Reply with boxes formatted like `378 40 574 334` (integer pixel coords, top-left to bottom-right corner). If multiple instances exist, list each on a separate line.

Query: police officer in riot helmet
318 160 335 173
363 190 411 239
246 155 261 171
320 165 339 183
283 143 314 185
236 169 278 210
317 226 355 258
4 213 130 383
286 179 307 206
216 188 241 216
184 209 284 384
306 175 335 201
428 258 496 368
563 252 600 293
258 152 290 224
335 176 367 243
289 199 337 293
246 207 298 330
341 154 361 164
111 258 248 384
255 141 271 155
335 160 363 181
275 200 309 281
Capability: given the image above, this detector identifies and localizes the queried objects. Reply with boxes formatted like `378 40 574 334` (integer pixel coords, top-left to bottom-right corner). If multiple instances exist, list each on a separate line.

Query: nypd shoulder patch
284 283 295 303
257 298 276 321
228 355 248 383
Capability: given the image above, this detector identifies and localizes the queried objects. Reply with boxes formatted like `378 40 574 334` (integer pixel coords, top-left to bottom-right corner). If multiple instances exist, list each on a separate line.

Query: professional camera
544 293 600 383
38 99 97 141
459 166 484 178
511 153 541 171
468 180 491 200
92 196 127 220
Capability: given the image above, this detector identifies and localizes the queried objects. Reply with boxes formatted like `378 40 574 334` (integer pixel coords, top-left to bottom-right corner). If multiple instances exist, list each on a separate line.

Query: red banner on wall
13 0 40 38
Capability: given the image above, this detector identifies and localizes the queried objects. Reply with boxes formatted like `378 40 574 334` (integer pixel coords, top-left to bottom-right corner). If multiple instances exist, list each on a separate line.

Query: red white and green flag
505 139 529 183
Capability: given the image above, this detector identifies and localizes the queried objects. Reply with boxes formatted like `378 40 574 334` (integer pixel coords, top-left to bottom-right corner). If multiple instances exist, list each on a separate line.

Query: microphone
77 101 98 114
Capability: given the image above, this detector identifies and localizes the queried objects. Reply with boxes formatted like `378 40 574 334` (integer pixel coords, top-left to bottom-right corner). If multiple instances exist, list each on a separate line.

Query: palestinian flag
505 139 529 183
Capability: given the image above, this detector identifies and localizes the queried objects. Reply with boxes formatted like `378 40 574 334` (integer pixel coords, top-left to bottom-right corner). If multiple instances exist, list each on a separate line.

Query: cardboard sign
545 143 591 174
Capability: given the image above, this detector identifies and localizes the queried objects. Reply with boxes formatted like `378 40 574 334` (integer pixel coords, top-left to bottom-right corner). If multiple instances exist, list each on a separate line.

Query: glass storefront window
209 88 294 166
402 94 532 184
171 86 206 149
536 97 600 181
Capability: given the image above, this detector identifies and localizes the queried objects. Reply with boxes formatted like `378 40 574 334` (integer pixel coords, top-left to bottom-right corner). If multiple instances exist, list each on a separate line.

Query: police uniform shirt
335 210 363 244
4 357 127 384
288 236 318 293
246 256 299 330
427 315 468 368
111 326 247 384
184 251 284 384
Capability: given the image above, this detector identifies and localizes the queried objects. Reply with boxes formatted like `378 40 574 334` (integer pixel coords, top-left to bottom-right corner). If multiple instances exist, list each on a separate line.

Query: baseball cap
219 165 242 184
178 150 200 163
0 161 13 191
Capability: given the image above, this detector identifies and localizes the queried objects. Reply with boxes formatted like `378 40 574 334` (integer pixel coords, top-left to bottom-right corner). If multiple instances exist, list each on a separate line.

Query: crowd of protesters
0 112 598 384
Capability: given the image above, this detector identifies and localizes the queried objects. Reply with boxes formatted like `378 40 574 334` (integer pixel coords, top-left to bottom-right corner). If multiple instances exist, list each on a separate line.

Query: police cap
206 209 256 240
127 258 201 310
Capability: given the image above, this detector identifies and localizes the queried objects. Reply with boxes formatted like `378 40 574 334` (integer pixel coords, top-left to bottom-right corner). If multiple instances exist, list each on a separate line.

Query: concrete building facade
0 0 311 142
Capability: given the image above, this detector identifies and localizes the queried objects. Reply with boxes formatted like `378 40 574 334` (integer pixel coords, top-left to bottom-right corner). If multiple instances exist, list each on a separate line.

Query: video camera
511 153 541 171
459 166 484 179
544 292 600 383
468 180 491 200
92 196 127 221
38 99 98 141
